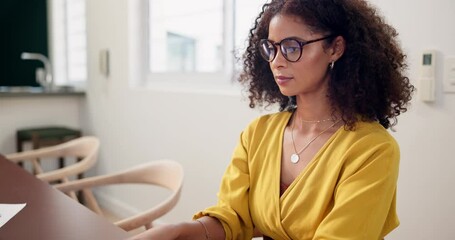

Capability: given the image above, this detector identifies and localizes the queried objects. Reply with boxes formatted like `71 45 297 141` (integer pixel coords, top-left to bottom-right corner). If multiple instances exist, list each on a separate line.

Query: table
0 154 130 240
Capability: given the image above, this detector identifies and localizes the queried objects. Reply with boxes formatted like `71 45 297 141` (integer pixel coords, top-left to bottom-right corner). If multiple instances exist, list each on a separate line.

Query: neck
294 94 334 123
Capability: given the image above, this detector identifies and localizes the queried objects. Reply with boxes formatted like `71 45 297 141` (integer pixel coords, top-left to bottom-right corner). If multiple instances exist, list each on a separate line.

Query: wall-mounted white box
419 50 436 102
443 57 455 93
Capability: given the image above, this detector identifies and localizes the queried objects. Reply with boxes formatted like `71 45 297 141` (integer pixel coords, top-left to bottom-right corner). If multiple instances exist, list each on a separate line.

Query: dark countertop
0 86 85 97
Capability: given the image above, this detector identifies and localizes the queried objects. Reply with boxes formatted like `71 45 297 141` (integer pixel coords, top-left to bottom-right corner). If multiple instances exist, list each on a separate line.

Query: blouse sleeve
194 129 255 239
313 139 400 240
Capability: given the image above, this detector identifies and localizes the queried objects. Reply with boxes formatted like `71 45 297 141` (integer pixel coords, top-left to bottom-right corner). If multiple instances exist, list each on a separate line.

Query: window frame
129 0 239 94
48 0 88 89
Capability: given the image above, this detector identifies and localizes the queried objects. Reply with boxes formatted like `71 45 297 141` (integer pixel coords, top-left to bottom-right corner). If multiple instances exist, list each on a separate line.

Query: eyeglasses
259 35 335 62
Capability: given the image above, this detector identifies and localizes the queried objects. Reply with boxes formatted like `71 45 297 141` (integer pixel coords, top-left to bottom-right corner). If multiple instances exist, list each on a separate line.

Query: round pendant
290 153 300 164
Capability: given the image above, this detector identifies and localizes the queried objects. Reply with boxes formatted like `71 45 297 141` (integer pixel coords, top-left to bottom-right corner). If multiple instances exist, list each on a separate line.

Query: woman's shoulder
240 111 292 139
239 111 291 147
334 121 400 174
247 111 292 128
341 121 398 146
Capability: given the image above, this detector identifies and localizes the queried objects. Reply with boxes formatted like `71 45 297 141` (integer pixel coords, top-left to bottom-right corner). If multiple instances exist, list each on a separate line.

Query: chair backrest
54 159 184 232
6 136 100 183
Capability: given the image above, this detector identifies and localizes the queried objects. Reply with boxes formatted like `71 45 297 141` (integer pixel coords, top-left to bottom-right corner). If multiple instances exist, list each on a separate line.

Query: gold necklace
300 117 332 124
290 118 340 164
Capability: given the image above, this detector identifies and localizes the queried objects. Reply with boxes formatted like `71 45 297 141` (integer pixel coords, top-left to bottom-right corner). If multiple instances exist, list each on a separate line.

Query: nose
270 48 287 68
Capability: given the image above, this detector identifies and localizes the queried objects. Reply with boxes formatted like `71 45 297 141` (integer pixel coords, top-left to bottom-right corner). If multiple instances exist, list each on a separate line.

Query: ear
330 36 345 61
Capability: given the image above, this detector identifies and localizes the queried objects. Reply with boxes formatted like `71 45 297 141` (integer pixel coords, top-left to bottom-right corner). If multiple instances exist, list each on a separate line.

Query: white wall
368 0 455 239
84 0 455 239
0 96 83 154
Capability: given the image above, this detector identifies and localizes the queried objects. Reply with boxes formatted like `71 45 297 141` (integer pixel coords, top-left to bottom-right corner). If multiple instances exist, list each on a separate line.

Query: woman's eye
285 46 299 53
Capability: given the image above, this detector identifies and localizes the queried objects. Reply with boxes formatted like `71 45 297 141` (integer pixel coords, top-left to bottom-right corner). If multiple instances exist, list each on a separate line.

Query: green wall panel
0 0 48 86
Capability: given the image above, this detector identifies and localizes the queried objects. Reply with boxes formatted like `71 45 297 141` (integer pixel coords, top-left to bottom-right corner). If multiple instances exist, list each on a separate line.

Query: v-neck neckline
276 111 343 202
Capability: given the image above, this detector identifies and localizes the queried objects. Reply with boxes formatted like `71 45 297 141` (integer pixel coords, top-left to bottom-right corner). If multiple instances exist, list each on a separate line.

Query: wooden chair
54 160 184 232
16 126 82 169
6 136 100 185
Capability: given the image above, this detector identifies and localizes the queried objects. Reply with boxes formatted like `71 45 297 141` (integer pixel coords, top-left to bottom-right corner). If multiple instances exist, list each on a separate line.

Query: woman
130 0 414 239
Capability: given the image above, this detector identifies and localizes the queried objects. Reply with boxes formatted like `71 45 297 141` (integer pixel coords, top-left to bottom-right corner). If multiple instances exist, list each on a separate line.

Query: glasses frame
259 34 336 62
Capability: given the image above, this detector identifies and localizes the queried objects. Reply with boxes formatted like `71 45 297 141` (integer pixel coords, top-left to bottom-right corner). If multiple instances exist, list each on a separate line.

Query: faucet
21 52 53 90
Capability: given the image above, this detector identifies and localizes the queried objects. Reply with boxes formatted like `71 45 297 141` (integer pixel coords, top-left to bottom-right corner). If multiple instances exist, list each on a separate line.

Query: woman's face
267 14 333 97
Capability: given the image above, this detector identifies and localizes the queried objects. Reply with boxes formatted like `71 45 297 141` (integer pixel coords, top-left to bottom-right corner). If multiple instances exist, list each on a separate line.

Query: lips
275 75 293 85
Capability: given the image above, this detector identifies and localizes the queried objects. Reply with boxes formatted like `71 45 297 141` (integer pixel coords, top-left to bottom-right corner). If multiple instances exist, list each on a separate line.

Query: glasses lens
281 39 302 62
259 40 275 62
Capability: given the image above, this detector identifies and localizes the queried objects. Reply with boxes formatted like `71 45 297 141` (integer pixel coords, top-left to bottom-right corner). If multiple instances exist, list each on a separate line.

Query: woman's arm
127 216 226 240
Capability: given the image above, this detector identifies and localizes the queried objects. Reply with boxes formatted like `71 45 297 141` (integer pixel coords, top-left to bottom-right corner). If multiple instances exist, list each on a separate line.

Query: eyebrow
267 36 309 42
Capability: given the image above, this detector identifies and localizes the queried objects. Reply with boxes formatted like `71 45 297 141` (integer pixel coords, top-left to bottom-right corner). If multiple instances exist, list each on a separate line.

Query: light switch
99 49 110 77
443 57 455 93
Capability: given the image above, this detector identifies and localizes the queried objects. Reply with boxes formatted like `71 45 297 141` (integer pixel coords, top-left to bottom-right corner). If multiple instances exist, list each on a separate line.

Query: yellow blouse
195 111 400 240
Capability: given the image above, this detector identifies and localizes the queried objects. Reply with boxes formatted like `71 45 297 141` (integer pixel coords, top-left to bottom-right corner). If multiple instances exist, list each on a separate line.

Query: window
133 0 265 89
50 0 87 86
148 0 223 73
234 1 266 71
166 32 196 72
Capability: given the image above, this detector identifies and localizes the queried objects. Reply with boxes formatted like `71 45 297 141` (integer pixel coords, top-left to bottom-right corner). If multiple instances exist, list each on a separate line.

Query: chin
278 88 295 97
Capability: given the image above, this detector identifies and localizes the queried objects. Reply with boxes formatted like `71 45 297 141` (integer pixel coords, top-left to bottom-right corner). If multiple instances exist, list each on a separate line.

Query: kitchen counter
0 86 85 97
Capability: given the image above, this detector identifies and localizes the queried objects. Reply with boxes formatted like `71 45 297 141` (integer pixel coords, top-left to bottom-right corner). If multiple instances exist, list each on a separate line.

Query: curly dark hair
238 0 415 130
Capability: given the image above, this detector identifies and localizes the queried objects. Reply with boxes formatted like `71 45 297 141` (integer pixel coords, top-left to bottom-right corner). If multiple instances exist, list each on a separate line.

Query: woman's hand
126 217 225 240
